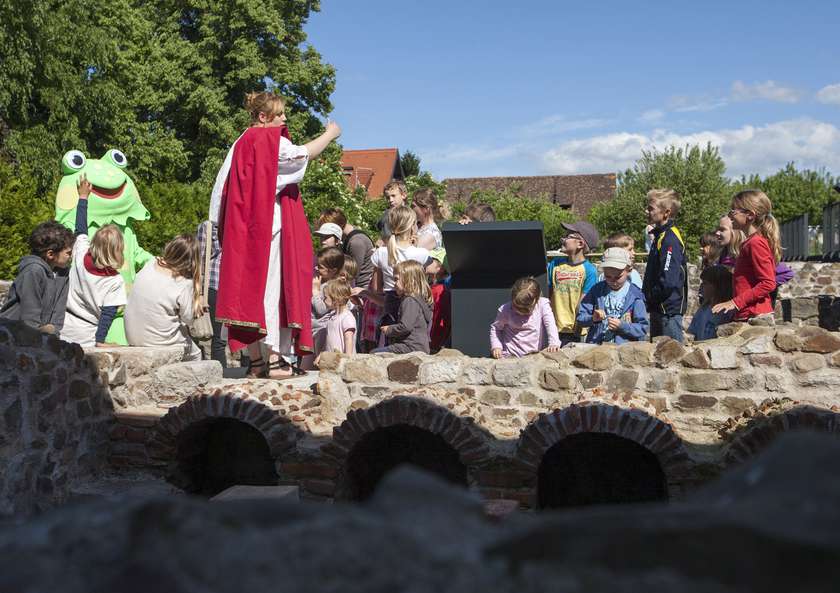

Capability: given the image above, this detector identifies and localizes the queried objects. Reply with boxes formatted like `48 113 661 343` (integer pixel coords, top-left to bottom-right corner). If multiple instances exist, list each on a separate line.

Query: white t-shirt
61 234 127 348
370 244 430 291
125 260 201 360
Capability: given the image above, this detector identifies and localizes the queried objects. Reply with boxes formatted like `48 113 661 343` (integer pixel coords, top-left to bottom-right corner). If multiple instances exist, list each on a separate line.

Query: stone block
492 361 531 387
462 360 493 385
739 336 772 355
212 485 300 502
606 369 639 392
387 357 422 383
617 342 654 366
765 374 786 392
797 371 840 387
707 346 739 369
729 372 757 390
492 407 518 419
676 393 718 409
750 354 783 367
578 373 602 389
680 372 725 392
418 359 461 384
790 353 826 374
106 346 185 379
517 391 539 406
316 352 343 372
740 326 777 340
480 389 511 406
539 349 570 367
831 351 840 367
721 396 755 415
539 368 572 391
654 338 687 366
715 323 744 338
774 332 803 353
790 297 819 319
572 346 615 371
68 380 91 400
343 358 388 383
644 394 669 413
645 370 677 393
681 348 710 369
802 331 840 354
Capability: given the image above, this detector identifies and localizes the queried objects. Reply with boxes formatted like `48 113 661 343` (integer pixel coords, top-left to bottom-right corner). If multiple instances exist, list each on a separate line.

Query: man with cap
547 221 600 346
576 247 649 344
313 222 343 249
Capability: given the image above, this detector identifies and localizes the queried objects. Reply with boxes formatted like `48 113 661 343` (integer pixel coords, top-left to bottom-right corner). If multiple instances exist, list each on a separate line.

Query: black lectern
442 221 547 357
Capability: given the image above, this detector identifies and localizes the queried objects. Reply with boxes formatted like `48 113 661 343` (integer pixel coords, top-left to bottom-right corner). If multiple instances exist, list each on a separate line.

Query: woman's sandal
246 357 269 378
268 358 307 378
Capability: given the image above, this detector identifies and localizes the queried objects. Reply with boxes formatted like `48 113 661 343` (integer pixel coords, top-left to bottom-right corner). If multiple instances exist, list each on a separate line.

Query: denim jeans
650 312 684 343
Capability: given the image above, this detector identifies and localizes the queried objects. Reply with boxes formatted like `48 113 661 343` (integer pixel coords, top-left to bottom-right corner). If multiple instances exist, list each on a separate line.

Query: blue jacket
642 221 688 316
577 281 649 344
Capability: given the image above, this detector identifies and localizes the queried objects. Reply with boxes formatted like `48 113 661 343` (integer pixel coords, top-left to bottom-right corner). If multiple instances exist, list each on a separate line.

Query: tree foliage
0 159 53 278
400 150 421 177
733 163 839 224
589 144 731 258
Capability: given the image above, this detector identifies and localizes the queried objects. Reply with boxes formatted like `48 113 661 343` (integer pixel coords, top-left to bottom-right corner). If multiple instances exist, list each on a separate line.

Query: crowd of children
1 169 793 370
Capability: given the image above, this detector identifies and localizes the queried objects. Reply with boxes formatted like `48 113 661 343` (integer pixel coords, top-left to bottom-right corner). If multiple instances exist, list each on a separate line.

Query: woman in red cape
210 92 341 378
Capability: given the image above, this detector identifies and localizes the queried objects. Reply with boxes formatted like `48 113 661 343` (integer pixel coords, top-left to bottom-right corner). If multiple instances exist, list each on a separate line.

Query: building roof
340 148 403 199
443 174 617 216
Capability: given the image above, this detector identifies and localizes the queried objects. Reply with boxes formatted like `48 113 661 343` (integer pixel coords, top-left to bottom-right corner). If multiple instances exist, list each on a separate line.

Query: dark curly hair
29 221 75 258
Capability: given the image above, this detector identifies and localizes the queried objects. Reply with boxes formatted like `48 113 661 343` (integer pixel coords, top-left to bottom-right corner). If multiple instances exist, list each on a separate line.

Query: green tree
589 144 731 258
0 159 53 278
733 163 838 223
400 150 421 177
0 0 334 191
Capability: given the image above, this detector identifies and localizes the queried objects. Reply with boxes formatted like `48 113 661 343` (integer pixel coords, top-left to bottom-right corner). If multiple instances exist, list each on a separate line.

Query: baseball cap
427 247 448 272
602 247 632 270
561 221 600 251
313 223 343 243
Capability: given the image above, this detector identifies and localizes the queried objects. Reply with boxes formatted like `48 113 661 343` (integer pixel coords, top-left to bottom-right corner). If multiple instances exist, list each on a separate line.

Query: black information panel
442 221 547 357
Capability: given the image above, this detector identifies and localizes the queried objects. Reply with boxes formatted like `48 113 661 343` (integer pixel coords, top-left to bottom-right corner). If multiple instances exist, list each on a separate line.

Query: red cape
216 126 313 355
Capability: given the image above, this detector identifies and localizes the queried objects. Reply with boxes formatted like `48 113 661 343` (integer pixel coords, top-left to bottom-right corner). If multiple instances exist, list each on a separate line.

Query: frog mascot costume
55 149 153 344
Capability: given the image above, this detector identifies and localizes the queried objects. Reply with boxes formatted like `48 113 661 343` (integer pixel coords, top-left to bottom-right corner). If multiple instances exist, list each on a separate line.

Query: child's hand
312 276 321 297
314 354 321 367
39 324 56 334
543 345 561 353
712 300 738 314
491 348 503 359
77 174 92 199
380 325 390 335
607 317 622 331
592 309 606 322
350 286 365 297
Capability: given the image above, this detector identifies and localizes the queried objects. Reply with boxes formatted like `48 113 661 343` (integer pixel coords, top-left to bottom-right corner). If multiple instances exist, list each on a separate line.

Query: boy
378 180 407 241
458 202 496 224
547 221 599 345
424 248 451 353
642 188 688 342
577 248 649 344
0 221 75 335
598 232 642 288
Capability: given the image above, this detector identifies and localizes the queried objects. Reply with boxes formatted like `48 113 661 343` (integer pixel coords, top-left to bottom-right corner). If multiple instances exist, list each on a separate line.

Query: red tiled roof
443 174 617 216
340 149 403 199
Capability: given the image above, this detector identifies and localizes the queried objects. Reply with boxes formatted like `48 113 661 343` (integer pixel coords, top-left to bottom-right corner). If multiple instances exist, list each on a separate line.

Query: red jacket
732 234 776 320
429 283 451 352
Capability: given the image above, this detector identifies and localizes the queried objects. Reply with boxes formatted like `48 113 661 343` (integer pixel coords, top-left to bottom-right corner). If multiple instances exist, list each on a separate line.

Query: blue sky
305 0 840 180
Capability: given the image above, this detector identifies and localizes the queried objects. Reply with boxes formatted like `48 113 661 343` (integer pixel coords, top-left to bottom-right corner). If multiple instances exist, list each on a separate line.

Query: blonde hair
719 214 744 259
511 277 541 313
412 188 443 223
394 260 432 306
323 278 351 310
386 205 417 266
89 224 125 270
731 190 782 262
244 91 285 124
383 180 407 196
604 232 634 251
340 254 357 284
647 188 681 219
157 234 201 316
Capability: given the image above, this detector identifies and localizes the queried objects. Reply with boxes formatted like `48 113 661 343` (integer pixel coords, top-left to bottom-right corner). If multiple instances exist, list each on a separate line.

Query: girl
412 188 443 250
700 232 722 270
318 278 356 359
490 277 561 358
367 206 429 341
309 247 345 364
340 254 358 287
712 190 780 322
62 175 128 348
125 234 202 360
689 265 734 340
715 215 744 268
374 260 433 354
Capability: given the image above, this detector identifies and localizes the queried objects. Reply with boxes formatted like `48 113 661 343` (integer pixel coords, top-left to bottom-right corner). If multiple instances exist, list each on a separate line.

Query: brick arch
322 396 493 466
149 392 301 462
722 402 840 465
515 402 689 477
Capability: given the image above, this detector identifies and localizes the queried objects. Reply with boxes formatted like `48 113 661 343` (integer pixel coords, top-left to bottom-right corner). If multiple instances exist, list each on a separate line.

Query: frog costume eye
61 150 87 174
104 149 128 169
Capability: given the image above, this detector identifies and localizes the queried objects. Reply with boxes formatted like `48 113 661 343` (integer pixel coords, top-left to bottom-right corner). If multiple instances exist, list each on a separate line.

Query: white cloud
731 80 801 103
539 118 840 177
639 109 665 124
513 115 611 138
666 94 728 113
817 83 840 105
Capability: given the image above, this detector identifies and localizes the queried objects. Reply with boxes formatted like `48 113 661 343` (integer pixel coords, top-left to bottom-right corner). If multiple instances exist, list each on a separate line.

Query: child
425 248 451 353
547 221 599 345
62 176 127 348
577 248 649 344
374 260 433 354
311 247 345 358
700 232 722 270
318 207 374 290
0 218 74 336
459 202 496 224
712 190 780 322
689 266 734 340
125 234 202 360
412 188 443 249
318 278 356 357
490 277 561 358
367 206 429 340
340 254 358 286
378 180 408 240
597 232 642 288
313 222 343 249
642 189 688 342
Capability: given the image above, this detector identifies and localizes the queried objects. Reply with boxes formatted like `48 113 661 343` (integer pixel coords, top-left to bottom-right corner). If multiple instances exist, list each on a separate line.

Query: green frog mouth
91 182 126 199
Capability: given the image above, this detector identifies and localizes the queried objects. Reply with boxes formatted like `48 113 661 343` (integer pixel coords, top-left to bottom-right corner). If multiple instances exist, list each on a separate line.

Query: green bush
132 181 211 256
0 160 54 279
733 163 839 224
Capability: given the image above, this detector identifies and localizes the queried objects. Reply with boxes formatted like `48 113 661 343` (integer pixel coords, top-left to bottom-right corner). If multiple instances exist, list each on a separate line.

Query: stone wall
0 320 114 515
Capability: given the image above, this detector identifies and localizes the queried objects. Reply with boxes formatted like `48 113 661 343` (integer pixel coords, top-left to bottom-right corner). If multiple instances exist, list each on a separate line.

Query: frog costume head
55 149 149 226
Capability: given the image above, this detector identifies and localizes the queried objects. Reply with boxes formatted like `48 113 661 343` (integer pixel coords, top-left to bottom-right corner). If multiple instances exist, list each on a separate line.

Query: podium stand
442 221 547 357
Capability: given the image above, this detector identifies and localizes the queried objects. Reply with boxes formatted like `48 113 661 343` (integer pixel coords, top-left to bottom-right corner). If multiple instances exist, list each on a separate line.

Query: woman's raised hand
326 121 342 139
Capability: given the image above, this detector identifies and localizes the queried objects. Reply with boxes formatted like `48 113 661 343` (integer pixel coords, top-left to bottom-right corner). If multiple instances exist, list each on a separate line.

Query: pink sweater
490 297 561 358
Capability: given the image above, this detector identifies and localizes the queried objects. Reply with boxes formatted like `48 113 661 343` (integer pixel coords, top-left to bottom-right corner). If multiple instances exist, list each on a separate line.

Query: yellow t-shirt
547 257 598 335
